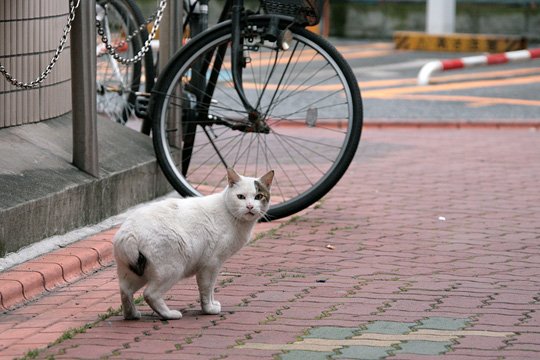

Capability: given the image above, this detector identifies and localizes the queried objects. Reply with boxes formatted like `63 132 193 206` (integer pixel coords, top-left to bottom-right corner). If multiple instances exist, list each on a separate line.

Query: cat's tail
113 232 147 277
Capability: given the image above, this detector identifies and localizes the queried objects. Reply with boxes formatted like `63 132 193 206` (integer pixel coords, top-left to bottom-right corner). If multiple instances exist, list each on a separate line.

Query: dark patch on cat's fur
254 180 270 202
129 251 147 276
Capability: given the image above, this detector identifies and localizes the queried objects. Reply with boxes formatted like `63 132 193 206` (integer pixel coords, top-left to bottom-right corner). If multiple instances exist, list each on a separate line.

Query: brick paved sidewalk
1 127 539 360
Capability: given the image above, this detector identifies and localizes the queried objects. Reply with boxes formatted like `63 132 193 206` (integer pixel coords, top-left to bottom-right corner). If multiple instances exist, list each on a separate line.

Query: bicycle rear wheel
96 0 155 130
151 16 362 220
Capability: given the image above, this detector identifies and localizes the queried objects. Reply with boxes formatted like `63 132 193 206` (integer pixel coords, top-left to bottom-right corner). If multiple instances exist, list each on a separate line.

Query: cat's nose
246 204 254 210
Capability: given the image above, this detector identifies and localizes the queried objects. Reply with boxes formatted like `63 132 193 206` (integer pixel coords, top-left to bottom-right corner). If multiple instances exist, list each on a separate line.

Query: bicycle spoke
264 42 313 111
262 43 322 113
264 71 343 117
271 89 347 120
262 136 302 197
272 130 326 178
271 131 345 152
185 127 252 181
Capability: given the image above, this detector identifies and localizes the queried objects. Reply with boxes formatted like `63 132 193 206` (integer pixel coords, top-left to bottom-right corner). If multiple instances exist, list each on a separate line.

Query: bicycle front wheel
151 16 362 220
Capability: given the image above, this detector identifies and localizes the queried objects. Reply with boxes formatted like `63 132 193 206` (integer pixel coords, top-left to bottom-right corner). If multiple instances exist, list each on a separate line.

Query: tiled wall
0 0 72 128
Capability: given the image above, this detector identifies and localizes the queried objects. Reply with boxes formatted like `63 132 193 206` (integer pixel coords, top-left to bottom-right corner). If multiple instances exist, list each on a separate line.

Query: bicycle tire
151 16 362 221
96 0 155 130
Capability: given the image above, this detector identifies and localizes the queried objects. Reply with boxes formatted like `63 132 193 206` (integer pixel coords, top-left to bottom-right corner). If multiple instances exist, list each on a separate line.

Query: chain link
0 0 80 89
95 10 154 59
96 0 167 65
0 0 166 89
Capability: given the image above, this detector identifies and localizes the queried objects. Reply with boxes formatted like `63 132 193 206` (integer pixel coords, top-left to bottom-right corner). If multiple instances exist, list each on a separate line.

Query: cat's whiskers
259 210 271 223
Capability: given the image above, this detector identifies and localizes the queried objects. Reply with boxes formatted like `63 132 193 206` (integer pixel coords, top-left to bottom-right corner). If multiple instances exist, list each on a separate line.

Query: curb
363 122 540 129
0 228 118 310
0 219 285 312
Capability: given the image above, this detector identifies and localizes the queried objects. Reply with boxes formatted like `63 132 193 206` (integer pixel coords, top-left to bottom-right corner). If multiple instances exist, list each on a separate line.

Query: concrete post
426 0 456 34
70 0 99 177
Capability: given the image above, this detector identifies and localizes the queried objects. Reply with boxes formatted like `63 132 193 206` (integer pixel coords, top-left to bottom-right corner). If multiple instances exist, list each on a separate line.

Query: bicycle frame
189 0 289 125
178 0 300 174
180 0 253 173
230 0 258 115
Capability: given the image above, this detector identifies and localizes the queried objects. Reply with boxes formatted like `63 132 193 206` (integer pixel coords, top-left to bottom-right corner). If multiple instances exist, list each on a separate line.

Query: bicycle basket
260 0 322 26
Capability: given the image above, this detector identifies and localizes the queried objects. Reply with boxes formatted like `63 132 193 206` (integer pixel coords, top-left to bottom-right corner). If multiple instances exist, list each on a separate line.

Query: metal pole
426 0 456 34
159 0 183 70
160 0 183 148
71 0 99 177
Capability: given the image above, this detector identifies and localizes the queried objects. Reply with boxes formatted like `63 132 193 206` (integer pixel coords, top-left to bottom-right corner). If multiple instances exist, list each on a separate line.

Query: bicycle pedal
135 92 151 118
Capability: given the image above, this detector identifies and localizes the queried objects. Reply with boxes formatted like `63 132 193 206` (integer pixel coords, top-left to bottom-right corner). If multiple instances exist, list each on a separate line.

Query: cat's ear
259 170 274 189
227 168 242 187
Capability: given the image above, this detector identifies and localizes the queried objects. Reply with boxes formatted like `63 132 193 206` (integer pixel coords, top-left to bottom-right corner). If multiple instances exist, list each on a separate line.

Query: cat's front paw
202 301 221 315
123 310 141 321
159 309 183 320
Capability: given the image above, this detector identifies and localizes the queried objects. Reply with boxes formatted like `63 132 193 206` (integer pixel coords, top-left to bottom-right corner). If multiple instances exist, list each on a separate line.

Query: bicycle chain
96 0 167 65
0 0 80 89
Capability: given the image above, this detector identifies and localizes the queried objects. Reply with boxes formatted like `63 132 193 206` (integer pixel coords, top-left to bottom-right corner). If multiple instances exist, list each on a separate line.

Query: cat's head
224 168 274 222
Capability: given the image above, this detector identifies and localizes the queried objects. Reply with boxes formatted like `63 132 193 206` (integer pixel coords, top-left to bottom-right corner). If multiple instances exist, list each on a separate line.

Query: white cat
113 168 274 320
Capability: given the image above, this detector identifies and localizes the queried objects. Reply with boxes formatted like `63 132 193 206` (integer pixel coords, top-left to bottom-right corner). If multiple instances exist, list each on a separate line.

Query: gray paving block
415 317 470 331
305 327 359 340
359 321 416 335
335 345 394 359
280 350 334 360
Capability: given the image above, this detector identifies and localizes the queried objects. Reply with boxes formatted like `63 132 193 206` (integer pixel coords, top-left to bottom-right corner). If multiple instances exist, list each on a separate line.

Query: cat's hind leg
117 265 146 320
196 267 221 315
143 277 183 320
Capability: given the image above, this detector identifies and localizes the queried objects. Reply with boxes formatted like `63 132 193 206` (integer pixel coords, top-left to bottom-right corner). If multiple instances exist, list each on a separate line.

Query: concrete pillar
0 0 72 128
426 0 456 34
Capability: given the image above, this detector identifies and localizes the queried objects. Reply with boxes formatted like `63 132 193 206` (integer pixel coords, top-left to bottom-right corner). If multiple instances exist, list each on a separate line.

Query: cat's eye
237 194 246 200
255 193 264 200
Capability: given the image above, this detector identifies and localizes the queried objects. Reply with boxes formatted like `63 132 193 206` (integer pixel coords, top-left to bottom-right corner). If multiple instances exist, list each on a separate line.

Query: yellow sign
394 31 527 53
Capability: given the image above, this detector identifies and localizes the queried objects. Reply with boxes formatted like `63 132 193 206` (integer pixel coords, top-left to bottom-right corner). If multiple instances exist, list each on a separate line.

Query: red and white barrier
417 48 540 85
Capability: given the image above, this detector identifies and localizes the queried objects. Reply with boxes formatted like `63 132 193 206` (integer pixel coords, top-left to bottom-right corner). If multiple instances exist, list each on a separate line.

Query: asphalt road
337 41 540 125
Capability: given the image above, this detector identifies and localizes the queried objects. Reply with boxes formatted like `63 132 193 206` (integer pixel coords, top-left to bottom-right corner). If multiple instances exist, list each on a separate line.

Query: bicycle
95 0 156 133
149 0 363 221
93 0 230 132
